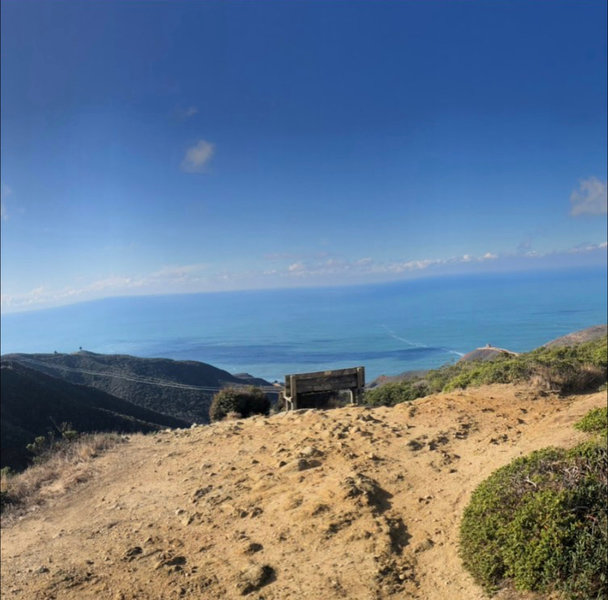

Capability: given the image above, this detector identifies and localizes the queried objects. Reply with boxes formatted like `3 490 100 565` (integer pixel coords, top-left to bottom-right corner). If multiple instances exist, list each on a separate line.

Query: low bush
574 406 608 435
459 410 608 599
209 387 270 422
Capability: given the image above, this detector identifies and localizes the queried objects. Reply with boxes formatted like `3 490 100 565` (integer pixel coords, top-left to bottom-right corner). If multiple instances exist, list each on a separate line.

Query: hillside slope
543 324 607 348
2 352 275 424
1 361 188 470
367 324 607 389
2 384 604 600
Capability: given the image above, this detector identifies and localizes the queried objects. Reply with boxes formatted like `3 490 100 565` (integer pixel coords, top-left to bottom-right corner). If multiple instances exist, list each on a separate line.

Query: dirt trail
1 384 604 600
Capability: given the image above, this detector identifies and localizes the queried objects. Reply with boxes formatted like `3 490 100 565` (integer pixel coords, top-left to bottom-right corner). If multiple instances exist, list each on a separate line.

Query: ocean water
1 267 606 383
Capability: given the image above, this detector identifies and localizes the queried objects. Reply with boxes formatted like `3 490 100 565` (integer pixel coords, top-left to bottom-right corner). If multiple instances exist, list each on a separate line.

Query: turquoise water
1 267 606 382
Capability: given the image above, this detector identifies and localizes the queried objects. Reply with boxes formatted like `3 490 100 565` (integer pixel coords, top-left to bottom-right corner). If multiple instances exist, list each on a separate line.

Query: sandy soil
1 384 604 600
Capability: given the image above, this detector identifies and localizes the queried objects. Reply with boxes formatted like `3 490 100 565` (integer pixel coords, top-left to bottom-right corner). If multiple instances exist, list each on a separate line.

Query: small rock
243 542 264 555
299 446 322 458
282 458 320 472
237 565 275 595
414 538 435 553
192 486 213 502
123 546 143 561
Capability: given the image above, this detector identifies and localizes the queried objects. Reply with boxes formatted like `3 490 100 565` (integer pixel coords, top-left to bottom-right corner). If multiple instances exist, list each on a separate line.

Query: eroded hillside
1 385 604 600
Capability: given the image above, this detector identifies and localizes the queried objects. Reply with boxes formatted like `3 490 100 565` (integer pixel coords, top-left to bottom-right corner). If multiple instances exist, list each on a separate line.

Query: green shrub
459 440 608 598
364 380 429 406
575 406 608 435
209 387 270 422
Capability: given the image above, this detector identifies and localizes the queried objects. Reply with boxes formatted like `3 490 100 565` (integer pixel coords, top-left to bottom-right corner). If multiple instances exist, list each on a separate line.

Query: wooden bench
281 366 365 411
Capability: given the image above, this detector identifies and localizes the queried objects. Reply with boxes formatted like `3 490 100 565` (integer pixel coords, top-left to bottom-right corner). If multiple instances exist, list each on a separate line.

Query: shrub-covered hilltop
460 406 607 599
365 337 607 406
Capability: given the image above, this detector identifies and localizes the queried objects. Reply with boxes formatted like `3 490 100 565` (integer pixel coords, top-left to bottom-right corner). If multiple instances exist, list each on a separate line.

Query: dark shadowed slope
1 361 188 470
2 351 275 424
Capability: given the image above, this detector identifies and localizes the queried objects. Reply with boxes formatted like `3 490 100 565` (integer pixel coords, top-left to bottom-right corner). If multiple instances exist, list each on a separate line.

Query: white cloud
570 177 607 216
177 106 199 119
181 139 215 173
147 263 208 281
566 241 608 254
278 251 505 280
4 242 604 314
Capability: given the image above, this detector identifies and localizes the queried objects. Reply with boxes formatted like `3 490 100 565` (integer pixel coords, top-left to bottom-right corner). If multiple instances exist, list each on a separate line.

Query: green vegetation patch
574 406 608 435
365 338 607 407
459 414 608 599
209 387 270 422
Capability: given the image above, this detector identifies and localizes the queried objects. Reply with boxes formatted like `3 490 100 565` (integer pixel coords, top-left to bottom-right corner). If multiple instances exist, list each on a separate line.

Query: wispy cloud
175 106 199 120
565 241 607 254
279 251 500 279
147 263 208 281
181 139 215 173
570 177 607 216
288 262 305 272
1 263 210 312
2 243 605 314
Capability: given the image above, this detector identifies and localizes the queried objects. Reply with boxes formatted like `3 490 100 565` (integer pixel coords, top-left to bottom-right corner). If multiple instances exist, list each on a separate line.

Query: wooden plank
286 367 363 381
295 375 360 393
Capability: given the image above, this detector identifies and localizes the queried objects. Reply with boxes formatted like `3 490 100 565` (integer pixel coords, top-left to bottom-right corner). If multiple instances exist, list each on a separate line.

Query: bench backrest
283 366 365 410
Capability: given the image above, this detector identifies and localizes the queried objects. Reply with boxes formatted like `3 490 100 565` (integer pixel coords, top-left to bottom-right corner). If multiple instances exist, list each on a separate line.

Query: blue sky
1 0 606 313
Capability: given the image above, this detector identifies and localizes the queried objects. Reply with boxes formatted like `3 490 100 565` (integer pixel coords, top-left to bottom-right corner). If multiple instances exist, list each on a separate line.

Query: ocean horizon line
2 263 604 318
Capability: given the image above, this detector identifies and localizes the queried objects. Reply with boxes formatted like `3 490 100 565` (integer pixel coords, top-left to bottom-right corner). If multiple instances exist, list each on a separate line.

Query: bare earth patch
1 384 604 600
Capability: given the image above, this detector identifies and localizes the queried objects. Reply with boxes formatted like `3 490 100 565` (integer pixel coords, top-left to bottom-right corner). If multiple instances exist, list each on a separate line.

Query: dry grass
1 433 124 523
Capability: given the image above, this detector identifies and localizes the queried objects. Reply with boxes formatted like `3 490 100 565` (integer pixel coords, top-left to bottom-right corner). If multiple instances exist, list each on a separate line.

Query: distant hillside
542 324 607 348
1 351 276 424
365 335 606 406
1 361 188 471
367 370 429 389
368 325 607 390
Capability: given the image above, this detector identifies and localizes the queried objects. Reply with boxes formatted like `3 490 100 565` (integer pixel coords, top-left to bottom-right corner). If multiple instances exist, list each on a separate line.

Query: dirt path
1 385 604 600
